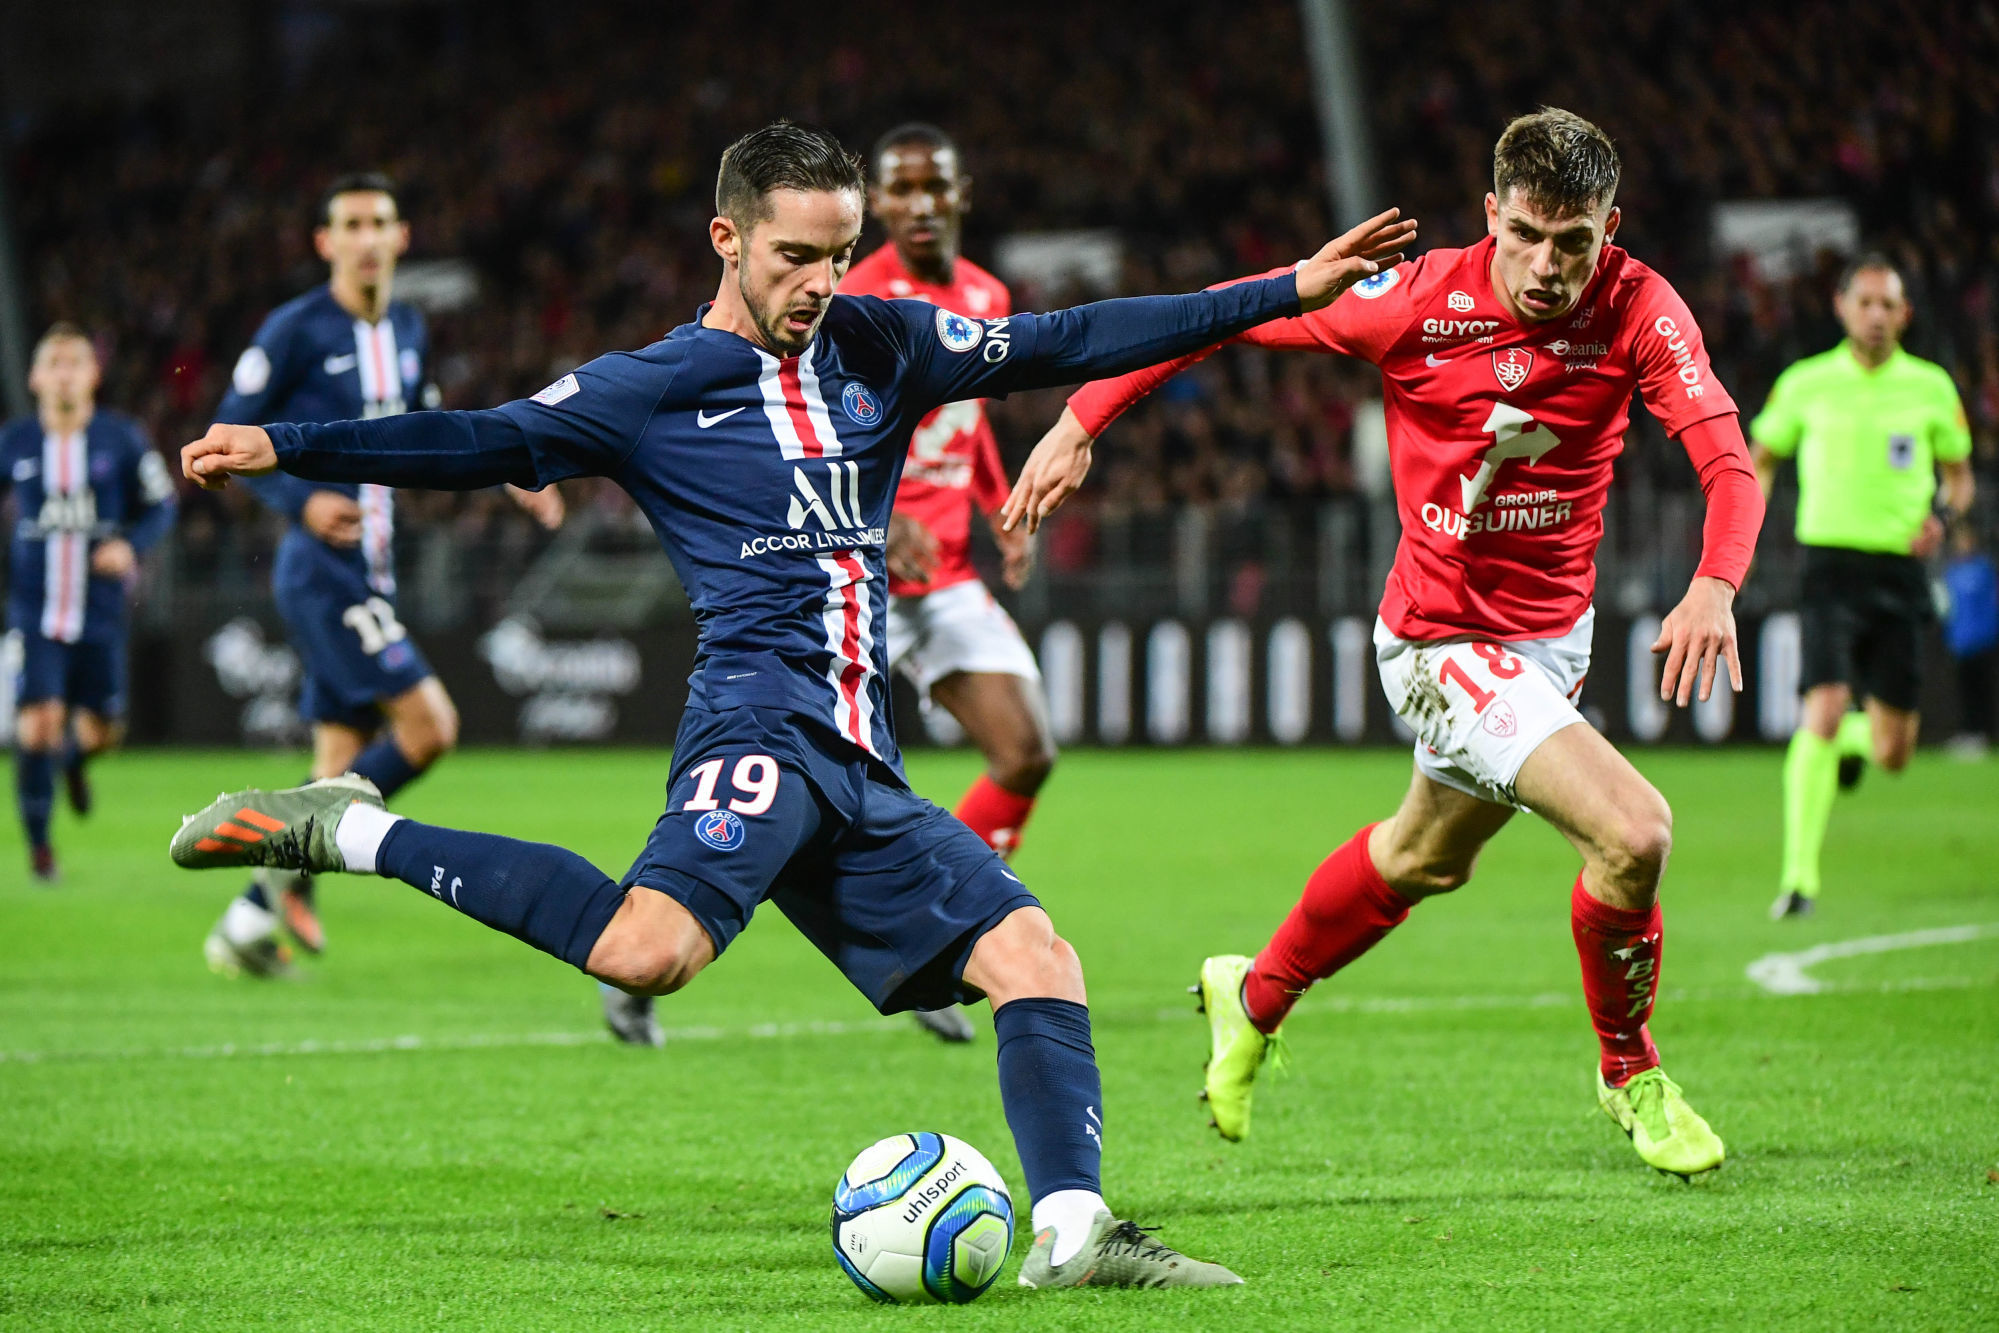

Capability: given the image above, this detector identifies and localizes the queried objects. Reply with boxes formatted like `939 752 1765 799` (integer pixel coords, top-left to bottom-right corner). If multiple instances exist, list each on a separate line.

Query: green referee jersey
1751 341 1971 553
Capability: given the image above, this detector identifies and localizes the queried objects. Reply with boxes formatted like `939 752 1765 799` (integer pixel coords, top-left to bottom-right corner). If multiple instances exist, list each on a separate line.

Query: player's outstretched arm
185 411 547 494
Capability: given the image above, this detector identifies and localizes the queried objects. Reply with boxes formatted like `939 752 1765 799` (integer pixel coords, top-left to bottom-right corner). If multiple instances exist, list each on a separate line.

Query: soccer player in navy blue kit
3 325 176 880
202 174 563 975
172 123 1413 1287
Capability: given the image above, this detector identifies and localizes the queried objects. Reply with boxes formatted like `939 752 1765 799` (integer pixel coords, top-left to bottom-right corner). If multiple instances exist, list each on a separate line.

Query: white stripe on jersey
39 430 89 643
352 320 402 595
795 345 845 458
815 553 878 756
754 349 810 460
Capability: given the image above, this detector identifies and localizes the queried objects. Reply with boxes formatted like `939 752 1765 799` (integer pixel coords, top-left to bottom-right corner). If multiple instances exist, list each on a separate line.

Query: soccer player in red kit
842 125 1057 1043
1007 110 1763 1177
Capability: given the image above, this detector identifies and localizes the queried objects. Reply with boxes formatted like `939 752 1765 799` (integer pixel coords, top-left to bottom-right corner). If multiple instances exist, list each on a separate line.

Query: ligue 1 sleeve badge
1492 347 1535 393
935 308 984 353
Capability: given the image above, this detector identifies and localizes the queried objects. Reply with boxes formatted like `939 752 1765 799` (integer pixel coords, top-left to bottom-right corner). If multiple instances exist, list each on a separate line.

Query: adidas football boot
171 775 381 873
1018 1211 1242 1289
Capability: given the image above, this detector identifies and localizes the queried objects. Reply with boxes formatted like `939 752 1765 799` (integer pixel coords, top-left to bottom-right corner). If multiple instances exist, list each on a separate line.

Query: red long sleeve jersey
841 244 1012 596
1070 238 1742 641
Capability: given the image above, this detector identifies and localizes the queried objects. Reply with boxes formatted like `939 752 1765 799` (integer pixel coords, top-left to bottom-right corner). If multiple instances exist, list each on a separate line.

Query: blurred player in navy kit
201 173 563 975
2 325 176 880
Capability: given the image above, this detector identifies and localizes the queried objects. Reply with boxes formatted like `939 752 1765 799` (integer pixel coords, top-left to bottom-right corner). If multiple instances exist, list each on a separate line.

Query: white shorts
886 579 1041 698
1374 608 1594 808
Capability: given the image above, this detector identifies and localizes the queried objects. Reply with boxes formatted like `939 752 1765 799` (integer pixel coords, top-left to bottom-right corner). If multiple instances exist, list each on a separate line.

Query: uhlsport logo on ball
830 1132 1013 1303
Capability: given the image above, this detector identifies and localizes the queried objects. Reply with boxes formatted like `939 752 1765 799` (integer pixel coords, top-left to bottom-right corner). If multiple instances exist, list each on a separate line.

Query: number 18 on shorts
1373 611 1594 807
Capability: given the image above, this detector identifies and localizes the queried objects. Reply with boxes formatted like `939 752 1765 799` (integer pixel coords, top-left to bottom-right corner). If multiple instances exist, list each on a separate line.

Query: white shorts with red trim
887 579 1041 698
1374 607 1594 808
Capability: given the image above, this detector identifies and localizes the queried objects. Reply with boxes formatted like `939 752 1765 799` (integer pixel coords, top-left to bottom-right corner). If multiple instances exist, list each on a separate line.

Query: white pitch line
2 972 1989 1067
1745 923 1999 995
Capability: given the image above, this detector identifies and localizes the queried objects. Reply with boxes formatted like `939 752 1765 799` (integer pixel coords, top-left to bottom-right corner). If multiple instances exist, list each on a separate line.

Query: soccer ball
830 1132 1014 1303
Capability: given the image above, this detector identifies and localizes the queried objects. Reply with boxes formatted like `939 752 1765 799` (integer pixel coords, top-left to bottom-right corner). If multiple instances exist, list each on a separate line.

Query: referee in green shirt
1751 252 1976 918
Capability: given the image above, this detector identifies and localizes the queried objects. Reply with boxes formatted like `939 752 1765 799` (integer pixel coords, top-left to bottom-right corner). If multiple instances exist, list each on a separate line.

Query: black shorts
1799 546 1931 711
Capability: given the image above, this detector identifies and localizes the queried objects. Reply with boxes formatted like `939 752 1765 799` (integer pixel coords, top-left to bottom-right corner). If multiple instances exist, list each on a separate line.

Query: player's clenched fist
181 423 278 490
1293 207 1419 312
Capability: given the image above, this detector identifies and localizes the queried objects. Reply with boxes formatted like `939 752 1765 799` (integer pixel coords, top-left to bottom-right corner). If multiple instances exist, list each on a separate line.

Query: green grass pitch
3 746 1995 1330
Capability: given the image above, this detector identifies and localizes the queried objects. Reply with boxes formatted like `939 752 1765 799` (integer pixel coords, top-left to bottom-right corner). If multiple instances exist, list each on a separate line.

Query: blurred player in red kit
1009 109 1764 1177
842 125 1056 1044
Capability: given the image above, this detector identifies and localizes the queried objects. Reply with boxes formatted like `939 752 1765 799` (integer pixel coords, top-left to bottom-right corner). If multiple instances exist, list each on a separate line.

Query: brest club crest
1491 347 1534 393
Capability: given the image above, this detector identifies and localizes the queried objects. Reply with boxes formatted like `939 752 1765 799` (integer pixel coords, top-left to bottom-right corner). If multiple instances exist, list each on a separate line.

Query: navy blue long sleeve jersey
1 410 177 643
215 286 435 600
266 278 1301 768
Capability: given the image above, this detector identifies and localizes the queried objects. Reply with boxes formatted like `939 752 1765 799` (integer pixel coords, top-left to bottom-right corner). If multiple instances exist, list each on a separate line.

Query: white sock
334 803 405 875
220 895 277 947
1031 1189 1109 1267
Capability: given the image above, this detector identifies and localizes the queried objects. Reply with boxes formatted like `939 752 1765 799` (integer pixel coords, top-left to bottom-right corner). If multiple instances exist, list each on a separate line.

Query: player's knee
1600 800 1673 887
590 924 702 996
398 696 459 765
15 705 64 752
990 737 1056 794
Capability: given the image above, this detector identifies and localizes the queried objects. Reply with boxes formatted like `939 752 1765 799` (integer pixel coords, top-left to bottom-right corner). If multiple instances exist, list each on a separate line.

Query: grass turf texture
2 747 1995 1330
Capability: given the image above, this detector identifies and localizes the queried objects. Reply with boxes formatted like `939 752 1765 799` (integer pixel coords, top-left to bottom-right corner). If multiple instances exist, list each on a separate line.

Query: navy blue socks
15 748 55 848
992 998 1105 1201
374 820 627 971
349 736 425 801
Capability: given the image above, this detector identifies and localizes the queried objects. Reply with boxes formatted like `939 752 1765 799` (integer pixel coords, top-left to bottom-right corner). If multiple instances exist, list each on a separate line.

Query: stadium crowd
8 0 1997 599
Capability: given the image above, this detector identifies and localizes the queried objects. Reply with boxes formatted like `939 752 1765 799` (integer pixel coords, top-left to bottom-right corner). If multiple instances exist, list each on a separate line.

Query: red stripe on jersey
777 358 823 458
832 550 870 743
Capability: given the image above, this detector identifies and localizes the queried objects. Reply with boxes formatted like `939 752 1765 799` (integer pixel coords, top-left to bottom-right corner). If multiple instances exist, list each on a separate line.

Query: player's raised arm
994 211 1414 532
184 353 661 495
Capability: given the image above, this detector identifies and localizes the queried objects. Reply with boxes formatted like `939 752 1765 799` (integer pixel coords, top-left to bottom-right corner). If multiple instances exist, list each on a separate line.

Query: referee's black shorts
1799 545 1932 711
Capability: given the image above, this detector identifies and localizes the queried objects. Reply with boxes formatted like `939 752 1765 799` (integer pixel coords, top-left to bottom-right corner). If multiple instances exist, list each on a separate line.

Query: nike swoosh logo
1425 353 1449 367
697 407 746 428
324 354 358 374
999 868 1023 884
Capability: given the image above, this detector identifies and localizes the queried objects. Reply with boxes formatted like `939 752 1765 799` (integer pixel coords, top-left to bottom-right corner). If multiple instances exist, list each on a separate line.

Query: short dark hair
715 121 865 228
36 320 90 349
319 172 400 226
871 122 959 179
1837 250 1903 294
1493 108 1621 217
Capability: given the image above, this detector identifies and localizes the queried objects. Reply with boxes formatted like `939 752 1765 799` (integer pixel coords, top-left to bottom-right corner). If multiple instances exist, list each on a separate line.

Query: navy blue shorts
623 705 1039 1014
15 631 126 717
276 580 433 729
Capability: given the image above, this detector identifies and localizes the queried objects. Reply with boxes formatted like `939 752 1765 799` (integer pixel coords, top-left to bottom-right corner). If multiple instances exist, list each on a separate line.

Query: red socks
1569 875 1662 1086
955 775 1038 857
1243 824 1414 1034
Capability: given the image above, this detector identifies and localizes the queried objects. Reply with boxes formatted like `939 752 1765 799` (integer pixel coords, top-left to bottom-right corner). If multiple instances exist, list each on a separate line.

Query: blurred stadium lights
1296 0 1383 230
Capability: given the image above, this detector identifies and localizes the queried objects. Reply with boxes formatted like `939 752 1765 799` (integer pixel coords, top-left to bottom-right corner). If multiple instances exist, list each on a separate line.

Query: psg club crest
1491 347 1534 393
935 307 984 353
694 810 745 852
842 381 883 427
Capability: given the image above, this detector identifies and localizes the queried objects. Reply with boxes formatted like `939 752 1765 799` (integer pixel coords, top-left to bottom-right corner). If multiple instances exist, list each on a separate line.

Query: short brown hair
1493 108 1621 217
716 121 865 229
33 321 92 356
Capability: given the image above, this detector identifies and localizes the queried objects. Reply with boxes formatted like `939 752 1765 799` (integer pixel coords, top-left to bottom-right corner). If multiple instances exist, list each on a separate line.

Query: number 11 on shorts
1439 642 1524 714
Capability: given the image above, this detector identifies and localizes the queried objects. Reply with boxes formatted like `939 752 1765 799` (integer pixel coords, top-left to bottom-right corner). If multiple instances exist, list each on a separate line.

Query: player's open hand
1652 575 1741 707
1294 208 1419 312
886 512 940 584
1001 407 1093 535
507 483 566 530
182 424 278 491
